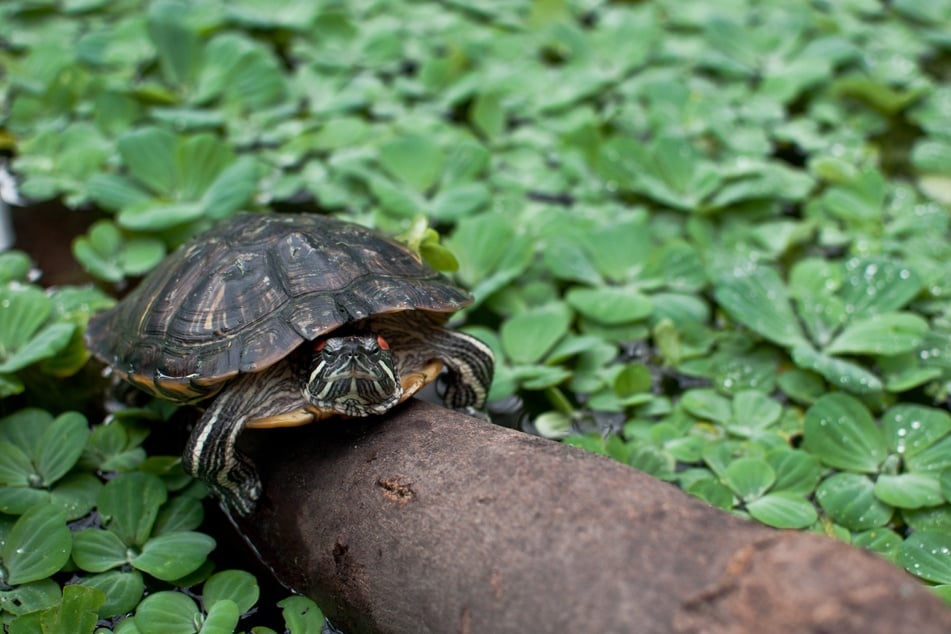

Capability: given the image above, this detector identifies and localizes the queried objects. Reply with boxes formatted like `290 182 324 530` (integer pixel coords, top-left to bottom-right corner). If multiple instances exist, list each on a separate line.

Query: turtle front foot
211 467 262 517
460 405 491 421
184 446 262 516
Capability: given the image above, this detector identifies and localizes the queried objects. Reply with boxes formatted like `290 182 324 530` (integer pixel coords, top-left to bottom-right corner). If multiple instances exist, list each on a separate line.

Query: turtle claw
212 455 262 516
212 474 261 517
186 452 261 517
460 405 491 421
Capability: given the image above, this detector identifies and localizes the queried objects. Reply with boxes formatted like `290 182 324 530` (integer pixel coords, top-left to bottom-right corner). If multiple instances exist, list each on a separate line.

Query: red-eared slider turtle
85 212 494 515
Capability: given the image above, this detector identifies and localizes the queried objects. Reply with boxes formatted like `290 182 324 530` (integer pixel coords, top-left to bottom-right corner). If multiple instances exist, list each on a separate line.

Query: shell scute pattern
85 212 471 403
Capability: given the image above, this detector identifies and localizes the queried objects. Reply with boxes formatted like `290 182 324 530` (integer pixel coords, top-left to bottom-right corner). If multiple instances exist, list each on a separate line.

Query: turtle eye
376 335 389 351
315 339 338 362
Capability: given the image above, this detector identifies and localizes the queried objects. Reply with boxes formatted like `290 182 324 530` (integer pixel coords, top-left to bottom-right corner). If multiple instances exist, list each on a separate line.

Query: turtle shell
84 212 471 402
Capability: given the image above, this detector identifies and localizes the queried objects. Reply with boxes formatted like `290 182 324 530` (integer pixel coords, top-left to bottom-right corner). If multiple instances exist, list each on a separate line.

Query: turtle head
303 333 402 417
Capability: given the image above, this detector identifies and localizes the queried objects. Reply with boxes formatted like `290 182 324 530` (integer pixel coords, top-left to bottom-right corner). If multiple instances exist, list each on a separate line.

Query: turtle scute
84 212 472 402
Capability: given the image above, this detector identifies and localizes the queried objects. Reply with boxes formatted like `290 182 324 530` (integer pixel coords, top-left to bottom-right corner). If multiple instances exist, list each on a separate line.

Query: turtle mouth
337 367 386 381
307 378 402 417
337 393 400 417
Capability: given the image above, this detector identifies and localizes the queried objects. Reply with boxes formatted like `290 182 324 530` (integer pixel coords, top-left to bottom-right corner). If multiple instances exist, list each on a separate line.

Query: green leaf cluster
714 256 929 395
0 409 96 517
0 405 321 632
71 472 214 616
565 387 821 531
804 395 951 576
0 263 112 398
113 574 322 634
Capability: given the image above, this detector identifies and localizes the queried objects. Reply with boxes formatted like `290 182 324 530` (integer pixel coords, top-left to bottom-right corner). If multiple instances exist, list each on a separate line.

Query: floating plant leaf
500 303 572 365
565 287 653 325
580 220 652 284
612 364 652 399
838 257 922 318
881 405 951 458
0 252 32 284
601 135 722 211
147 0 203 87
196 33 288 110
116 126 180 197
904 506 951 534
448 213 533 302
0 441 33 487
202 599 241 633
729 390 783 436
134 591 201 634
686 478 734 510
802 393 886 472
72 528 129 573
101 127 258 235
825 312 928 356
428 182 491 221
77 570 145 619
900 532 951 584
874 473 944 509
3 505 71 585
852 528 903 562
820 168 886 223
33 583 105 634
85 174 152 211
470 91 505 140
202 569 259 615
98 472 168 547
279 595 325 634
72 220 166 283
152 496 204 536
714 264 807 348
132 531 216 581
816 473 892 530
118 202 206 232
747 492 818 529
379 134 444 193
35 412 89 485
906 436 951 474
0 286 75 374
542 235 602 286
724 457 775 501
49 474 101 521
788 257 845 347
0 579 61 619
766 450 821 496
791 345 883 394
681 389 731 426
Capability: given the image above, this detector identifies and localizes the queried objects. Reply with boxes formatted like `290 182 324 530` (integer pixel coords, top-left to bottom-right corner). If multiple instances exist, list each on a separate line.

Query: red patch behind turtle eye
313 339 326 351
377 335 390 350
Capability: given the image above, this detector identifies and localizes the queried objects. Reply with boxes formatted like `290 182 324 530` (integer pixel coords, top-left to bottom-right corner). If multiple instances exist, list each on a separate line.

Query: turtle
84 212 494 516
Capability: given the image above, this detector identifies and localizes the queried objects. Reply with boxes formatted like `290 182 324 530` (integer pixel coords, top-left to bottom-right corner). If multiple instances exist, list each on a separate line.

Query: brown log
234 399 951 633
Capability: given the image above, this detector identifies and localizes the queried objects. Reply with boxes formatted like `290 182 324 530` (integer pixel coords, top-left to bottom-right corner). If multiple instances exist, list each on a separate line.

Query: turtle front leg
426 328 495 416
183 361 308 516
183 392 261 516
374 314 495 417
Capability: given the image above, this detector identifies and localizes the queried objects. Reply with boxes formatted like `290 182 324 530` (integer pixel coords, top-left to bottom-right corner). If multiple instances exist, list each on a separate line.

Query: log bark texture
234 399 951 633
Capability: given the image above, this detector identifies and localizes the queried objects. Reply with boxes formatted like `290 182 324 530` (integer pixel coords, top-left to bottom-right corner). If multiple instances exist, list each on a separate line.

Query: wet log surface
234 399 950 633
